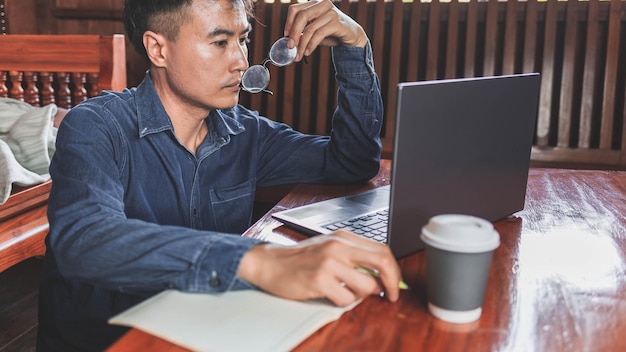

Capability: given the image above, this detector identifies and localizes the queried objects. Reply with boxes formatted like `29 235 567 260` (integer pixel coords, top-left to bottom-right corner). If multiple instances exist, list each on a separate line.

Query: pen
356 265 410 290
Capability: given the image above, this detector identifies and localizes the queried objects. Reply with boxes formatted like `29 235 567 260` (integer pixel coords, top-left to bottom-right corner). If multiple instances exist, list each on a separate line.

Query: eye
214 40 228 48
239 36 250 46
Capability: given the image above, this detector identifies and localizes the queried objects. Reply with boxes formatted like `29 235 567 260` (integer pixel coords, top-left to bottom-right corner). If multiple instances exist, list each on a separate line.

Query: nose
232 42 249 73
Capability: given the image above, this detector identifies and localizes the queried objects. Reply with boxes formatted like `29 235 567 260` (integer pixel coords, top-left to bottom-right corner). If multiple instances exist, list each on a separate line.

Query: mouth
224 80 242 90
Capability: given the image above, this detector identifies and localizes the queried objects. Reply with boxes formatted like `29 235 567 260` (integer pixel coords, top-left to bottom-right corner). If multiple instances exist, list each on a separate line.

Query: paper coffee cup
420 214 500 323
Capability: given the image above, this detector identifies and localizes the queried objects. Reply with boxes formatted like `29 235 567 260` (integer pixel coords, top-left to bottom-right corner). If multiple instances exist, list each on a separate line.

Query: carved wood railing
0 0 7 34
241 0 626 170
0 34 126 108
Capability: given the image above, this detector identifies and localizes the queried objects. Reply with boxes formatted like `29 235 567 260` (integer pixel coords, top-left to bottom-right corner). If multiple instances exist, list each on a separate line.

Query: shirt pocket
209 179 255 233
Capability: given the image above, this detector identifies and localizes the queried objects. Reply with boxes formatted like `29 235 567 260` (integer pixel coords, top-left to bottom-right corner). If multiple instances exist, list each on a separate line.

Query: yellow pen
356 265 410 290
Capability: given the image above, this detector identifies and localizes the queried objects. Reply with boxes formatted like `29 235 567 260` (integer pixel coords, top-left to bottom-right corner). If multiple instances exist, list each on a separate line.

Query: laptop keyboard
323 209 389 243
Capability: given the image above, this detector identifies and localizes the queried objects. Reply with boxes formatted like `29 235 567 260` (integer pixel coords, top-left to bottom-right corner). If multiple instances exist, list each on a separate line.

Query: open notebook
109 289 360 351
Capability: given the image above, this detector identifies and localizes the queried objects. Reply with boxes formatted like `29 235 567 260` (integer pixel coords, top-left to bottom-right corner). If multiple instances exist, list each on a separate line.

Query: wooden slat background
5 0 623 169
239 0 626 170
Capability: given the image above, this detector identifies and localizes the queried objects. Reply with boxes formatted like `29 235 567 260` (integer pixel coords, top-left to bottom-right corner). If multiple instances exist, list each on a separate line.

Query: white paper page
109 290 359 352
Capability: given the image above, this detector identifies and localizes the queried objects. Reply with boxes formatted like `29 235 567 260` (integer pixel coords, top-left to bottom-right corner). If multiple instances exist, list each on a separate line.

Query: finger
297 12 336 59
322 279 361 307
329 231 403 301
323 267 383 307
301 234 380 302
308 259 361 306
283 1 313 38
335 262 383 298
284 0 332 40
356 254 402 302
284 0 335 54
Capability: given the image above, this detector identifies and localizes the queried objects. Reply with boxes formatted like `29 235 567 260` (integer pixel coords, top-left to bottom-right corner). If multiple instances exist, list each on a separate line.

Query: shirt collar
135 72 245 140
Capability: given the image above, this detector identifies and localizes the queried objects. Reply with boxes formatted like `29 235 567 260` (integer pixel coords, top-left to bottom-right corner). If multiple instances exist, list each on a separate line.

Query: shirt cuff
192 234 264 292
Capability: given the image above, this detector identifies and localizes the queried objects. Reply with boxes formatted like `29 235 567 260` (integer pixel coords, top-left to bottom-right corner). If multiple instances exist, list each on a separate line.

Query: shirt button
209 271 221 287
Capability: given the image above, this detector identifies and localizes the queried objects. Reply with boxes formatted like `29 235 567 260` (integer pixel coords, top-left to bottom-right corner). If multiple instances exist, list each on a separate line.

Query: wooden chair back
0 34 126 108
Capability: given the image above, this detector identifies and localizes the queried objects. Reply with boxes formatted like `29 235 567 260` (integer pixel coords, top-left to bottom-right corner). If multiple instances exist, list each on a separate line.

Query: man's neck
151 73 211 154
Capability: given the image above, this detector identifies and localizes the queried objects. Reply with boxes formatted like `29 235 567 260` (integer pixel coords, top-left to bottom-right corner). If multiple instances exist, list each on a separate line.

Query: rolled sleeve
332 41 377 80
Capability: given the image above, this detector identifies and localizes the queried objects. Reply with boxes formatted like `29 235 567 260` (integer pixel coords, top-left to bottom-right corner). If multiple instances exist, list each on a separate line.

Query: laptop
272 73 540 258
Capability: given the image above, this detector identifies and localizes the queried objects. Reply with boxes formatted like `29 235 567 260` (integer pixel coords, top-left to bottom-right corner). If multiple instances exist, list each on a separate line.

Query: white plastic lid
420 214 500 253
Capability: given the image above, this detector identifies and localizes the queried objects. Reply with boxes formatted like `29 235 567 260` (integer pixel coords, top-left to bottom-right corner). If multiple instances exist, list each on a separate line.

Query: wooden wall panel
580 0 600 149
464 0 478 77
600 0 621 150
249 0 625 170
5 0 625 169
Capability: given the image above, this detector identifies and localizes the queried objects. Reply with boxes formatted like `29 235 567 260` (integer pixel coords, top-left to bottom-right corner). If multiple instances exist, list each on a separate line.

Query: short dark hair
124 0 254 63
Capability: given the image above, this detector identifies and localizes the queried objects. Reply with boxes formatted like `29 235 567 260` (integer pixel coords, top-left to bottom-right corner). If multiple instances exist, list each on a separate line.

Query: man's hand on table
237 230 402 307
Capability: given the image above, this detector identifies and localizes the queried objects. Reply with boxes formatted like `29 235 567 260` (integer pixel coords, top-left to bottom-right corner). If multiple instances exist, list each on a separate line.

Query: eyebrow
208 24 252 38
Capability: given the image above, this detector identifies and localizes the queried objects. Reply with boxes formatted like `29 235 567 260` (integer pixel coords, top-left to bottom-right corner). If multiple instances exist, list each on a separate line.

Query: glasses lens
268 37 297 67
241 65 270 93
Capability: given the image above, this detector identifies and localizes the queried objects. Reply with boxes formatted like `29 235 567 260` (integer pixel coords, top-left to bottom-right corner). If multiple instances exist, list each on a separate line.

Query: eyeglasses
241 37 297 95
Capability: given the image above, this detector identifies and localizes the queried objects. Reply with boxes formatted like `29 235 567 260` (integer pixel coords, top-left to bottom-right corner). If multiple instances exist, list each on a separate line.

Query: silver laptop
272 73 540 258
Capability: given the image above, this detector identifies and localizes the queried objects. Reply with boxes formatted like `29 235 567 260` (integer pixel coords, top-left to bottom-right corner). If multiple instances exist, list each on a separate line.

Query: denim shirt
39 43 383 348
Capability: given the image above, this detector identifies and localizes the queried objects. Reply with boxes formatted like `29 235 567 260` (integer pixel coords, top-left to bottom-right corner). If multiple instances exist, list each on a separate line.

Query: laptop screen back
388 73 540 258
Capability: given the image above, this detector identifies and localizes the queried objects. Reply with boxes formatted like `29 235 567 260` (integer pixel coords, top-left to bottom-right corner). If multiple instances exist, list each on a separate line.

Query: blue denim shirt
39 43 382 349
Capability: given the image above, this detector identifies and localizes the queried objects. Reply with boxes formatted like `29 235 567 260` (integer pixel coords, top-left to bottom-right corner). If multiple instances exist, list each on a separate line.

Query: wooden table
108 160 626 351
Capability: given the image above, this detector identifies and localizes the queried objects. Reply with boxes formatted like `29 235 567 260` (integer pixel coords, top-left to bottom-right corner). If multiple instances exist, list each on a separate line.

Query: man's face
158 0 250 112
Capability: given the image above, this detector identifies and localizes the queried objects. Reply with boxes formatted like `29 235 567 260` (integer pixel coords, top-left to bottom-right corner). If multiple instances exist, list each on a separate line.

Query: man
37 0 402 350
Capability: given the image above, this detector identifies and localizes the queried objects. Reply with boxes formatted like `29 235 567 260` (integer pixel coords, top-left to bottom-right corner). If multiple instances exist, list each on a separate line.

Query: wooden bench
0 34 126 273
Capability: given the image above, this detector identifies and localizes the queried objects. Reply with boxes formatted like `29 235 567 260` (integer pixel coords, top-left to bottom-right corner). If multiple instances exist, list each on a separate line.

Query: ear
143 31 168 68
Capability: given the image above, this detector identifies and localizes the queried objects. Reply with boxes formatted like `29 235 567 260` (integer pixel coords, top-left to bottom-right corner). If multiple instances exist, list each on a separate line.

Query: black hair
124 0 254 63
